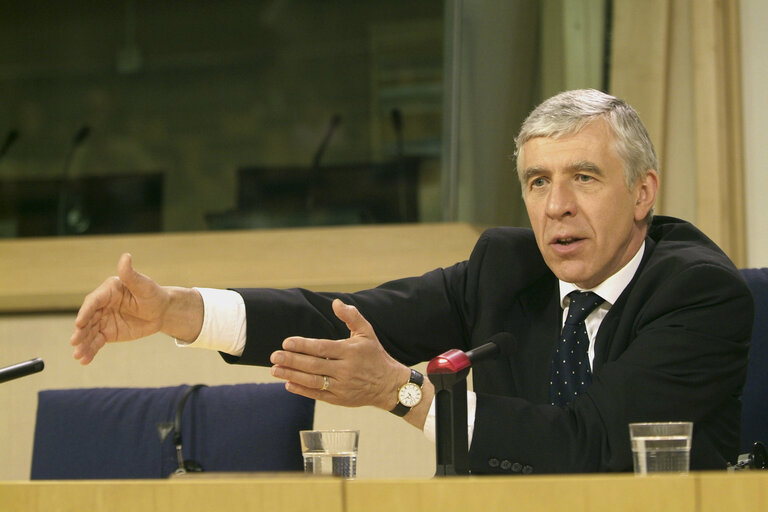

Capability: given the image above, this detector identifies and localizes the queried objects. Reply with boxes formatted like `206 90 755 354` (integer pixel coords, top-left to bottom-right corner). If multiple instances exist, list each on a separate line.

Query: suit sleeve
469 262 752 473
223 261 473 368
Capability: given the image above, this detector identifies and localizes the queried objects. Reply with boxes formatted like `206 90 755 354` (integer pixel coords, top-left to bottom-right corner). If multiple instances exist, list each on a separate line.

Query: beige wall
0 223 481 481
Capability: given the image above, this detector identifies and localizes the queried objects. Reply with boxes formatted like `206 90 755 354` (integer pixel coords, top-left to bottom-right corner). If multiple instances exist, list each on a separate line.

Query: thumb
332 299 374 338
117 253 155 296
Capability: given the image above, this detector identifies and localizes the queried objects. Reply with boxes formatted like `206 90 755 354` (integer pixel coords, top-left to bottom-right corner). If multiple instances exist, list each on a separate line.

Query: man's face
519 119 657 289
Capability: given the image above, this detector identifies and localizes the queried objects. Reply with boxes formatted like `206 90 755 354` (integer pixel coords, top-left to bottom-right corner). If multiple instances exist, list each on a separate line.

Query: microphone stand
390 108 409 222
56 126 91 236
305 115 340 214
0 130 20 233
0 130 19 161
427 349 472 476
426 337 508 476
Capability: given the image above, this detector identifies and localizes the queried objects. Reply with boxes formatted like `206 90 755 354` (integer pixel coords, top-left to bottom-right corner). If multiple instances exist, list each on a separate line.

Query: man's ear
634 169 659 222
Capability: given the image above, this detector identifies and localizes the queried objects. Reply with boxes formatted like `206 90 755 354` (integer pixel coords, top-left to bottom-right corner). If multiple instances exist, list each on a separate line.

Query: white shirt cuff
174 287 247 357
423 390 477 446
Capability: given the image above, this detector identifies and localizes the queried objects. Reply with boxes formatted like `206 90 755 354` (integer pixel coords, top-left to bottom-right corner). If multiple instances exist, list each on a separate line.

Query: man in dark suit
71 89 752 473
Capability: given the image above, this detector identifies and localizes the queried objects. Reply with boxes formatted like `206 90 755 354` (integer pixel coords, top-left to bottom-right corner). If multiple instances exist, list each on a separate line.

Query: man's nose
545 181 576 218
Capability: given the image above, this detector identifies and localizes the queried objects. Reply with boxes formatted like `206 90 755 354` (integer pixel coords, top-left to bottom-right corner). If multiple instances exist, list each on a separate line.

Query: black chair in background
734 268 768 470
30 383 315 479
740 268 768 453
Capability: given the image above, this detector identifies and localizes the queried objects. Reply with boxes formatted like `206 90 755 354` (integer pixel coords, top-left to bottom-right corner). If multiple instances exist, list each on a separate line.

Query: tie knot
564 291 603 325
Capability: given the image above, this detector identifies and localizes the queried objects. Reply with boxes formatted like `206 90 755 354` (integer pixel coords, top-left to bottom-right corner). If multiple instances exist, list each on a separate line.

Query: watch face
398 382 422 407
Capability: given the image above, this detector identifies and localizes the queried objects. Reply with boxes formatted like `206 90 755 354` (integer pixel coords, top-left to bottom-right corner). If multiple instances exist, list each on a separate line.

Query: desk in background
206 158 421 230
0 173 163 237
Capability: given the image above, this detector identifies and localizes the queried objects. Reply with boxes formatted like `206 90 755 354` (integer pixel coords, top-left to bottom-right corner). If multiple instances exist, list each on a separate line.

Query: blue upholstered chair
740 268 768 455
30 382 314 479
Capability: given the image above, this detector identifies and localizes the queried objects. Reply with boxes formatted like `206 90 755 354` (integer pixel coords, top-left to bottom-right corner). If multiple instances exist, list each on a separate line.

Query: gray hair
515 89 659 190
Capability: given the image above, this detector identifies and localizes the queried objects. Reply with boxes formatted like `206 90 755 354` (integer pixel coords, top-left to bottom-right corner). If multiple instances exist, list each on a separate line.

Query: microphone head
0 357 44 384
427 348 471 375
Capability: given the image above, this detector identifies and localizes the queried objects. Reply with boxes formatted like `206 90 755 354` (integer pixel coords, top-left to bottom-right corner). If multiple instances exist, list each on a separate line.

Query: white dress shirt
178 242 646 446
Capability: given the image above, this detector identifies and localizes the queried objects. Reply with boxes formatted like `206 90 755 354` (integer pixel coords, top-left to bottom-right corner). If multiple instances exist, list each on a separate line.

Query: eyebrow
520 160 605 184
567 160 605 176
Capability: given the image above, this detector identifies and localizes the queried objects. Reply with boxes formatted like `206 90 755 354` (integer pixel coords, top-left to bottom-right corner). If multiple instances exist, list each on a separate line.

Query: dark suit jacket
226 216 752 474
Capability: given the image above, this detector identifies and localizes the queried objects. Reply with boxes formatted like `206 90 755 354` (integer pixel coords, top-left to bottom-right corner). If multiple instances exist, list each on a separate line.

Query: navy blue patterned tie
549 291 604 406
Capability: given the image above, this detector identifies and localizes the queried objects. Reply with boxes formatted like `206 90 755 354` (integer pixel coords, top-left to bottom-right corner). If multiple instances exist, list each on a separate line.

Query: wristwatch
390 369 424 417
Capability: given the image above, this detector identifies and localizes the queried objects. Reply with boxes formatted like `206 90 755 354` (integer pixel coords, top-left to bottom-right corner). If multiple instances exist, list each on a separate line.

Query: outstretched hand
70 253 195 365
269 299 413 412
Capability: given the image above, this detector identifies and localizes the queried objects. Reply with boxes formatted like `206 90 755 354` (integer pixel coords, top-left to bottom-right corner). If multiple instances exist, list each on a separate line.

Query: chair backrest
30 382 314 479
740 268 768 453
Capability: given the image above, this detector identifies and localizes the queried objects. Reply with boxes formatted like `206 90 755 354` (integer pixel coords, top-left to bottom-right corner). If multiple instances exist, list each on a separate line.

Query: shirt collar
559 241 645 309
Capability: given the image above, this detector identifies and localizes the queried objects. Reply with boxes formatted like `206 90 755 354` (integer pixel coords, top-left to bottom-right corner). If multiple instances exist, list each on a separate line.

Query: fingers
272 364 353 406
270 360 343 405
71 278 120 365
71 254 127 363
270 343 335 373
280 335 345 359
74 253 134 330
72 334 106 365
270 363 331 392
70 306 107 364
270 300 393 408
70 308 98 346
70 253 167 366
70 320 107 364
280 380 344 405
270 339 340 401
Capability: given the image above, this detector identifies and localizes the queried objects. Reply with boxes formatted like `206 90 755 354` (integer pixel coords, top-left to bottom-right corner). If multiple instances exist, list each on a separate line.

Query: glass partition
0 1 444 236
0 0 608 238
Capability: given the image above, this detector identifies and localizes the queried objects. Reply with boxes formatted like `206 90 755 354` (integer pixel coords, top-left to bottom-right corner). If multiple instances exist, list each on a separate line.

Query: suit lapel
511 277 562 403
593 236 656 372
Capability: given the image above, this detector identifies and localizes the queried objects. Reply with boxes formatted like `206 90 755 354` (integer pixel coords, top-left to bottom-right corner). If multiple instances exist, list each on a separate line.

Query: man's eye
531 177 546 188
577 174 593 183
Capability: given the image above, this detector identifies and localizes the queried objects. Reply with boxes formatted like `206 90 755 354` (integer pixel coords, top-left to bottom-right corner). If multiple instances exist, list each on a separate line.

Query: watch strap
390 369 424 417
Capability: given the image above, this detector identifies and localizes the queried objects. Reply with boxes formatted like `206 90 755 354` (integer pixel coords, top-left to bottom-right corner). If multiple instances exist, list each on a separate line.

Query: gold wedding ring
321 375 330 391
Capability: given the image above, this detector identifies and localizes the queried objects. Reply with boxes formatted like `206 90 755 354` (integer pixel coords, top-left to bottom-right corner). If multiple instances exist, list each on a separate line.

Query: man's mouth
555 237 582 245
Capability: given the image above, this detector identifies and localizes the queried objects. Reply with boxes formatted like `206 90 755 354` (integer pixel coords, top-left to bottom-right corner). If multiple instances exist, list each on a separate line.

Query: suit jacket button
500 460 512 471
511 462 522 473
488 458 500 468
522 465 534 474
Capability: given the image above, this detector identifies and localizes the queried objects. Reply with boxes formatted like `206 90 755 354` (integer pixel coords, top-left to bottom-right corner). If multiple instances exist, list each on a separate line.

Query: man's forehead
523 118 615 146
520 122 617 161
517 126 626 184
